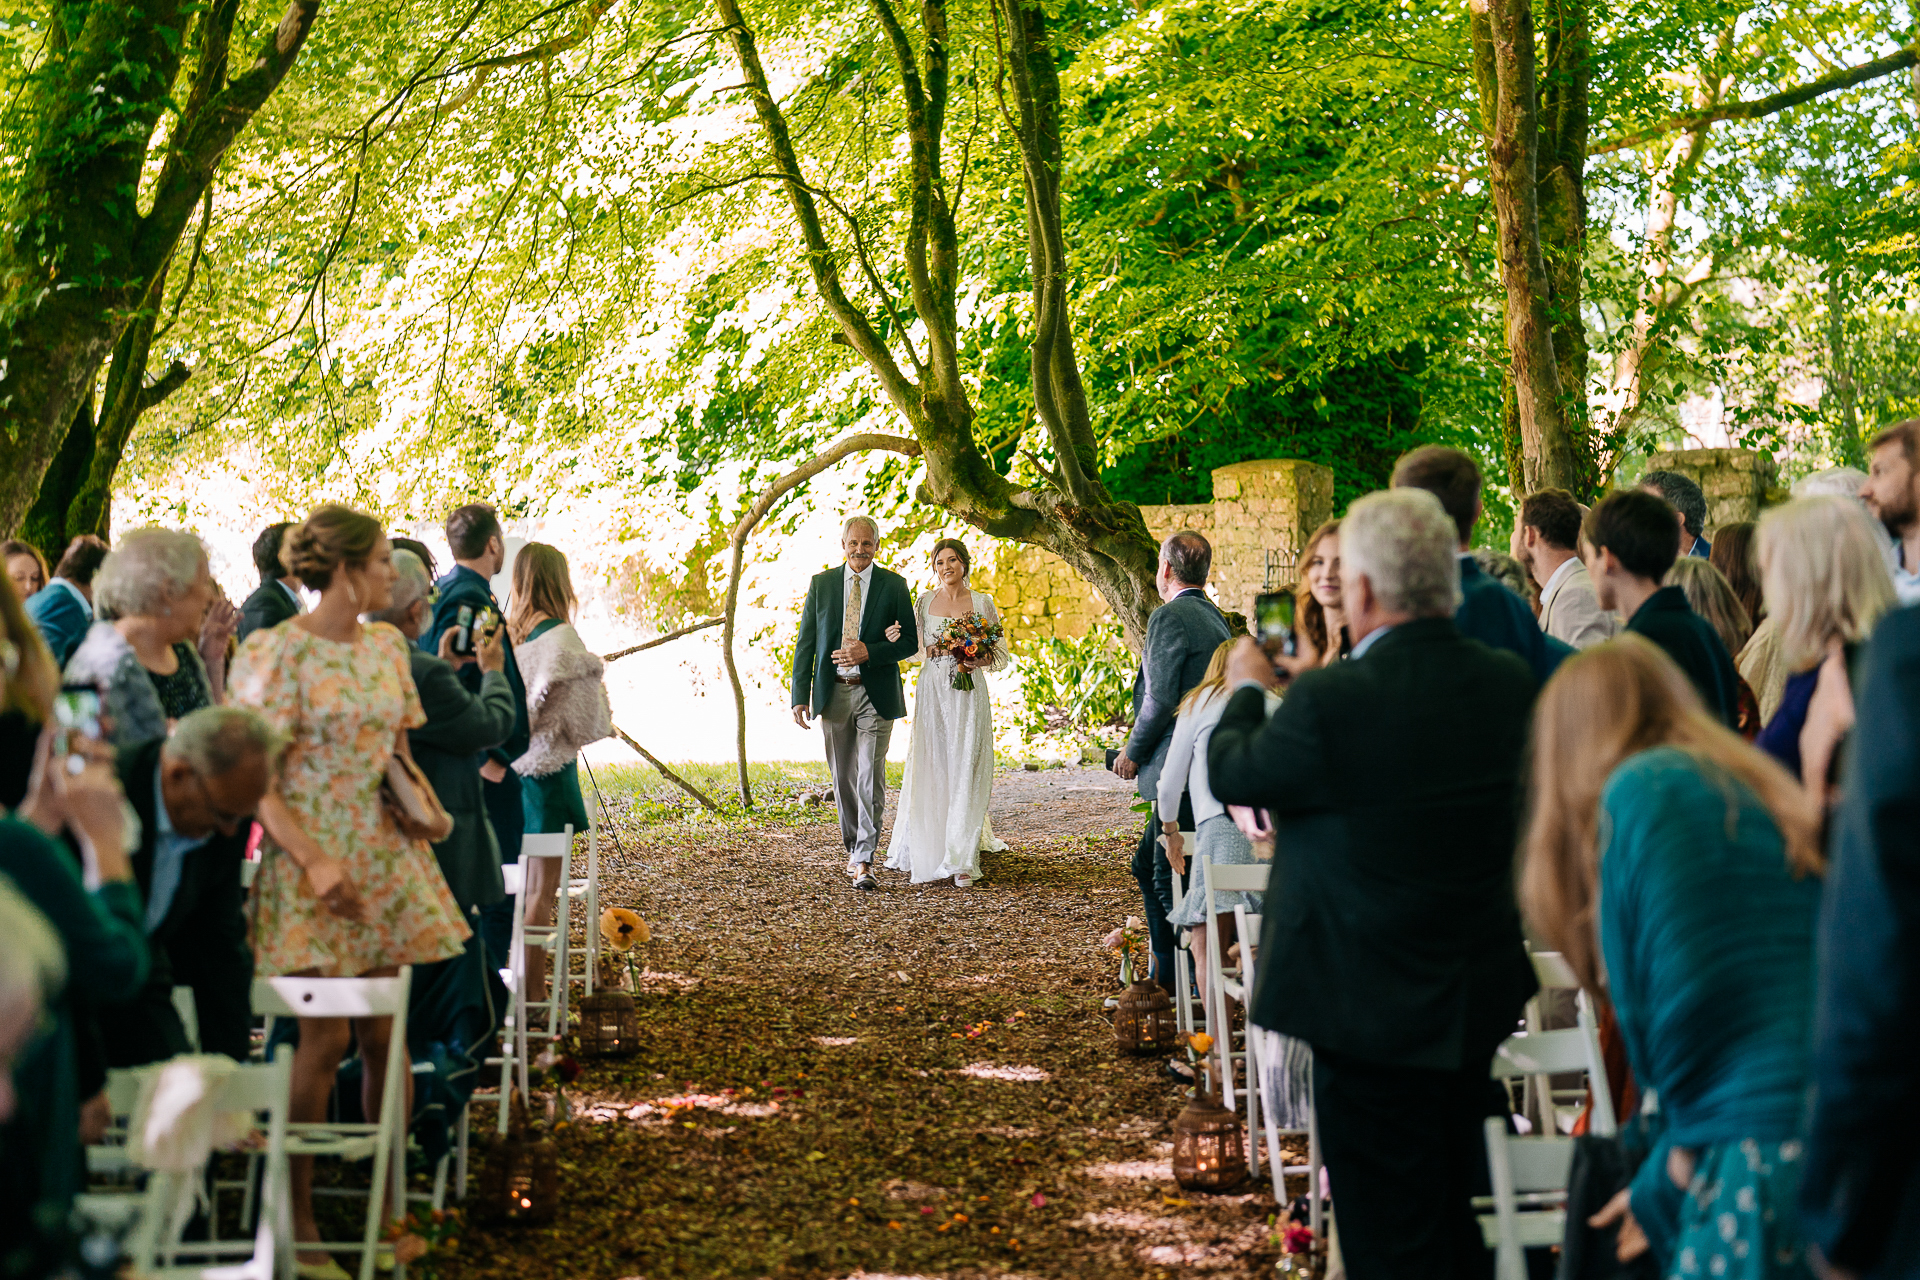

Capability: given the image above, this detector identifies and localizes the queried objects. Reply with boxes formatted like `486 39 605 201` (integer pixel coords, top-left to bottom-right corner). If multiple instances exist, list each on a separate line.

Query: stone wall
972 459 1336 640
1642 447 1781 533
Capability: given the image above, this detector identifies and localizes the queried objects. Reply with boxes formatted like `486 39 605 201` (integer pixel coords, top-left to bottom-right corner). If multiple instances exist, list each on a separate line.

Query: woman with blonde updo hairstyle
228 503 468 1268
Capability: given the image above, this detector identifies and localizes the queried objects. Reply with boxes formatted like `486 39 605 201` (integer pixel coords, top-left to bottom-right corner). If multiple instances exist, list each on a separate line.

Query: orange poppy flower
601 907 650 950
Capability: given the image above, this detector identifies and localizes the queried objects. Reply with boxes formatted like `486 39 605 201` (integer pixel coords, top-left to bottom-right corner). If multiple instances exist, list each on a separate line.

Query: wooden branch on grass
613 726 720 811
601 615 723 663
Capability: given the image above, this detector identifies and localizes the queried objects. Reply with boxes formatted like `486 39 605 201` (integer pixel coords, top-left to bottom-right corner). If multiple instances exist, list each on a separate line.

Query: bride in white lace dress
884 539 1010 888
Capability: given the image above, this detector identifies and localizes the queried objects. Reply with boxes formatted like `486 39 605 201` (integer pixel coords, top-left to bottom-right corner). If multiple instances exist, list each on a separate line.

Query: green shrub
1015 622 1135 741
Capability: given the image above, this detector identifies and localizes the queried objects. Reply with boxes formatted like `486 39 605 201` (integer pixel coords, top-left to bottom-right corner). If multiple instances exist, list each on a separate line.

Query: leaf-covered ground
442 763 1291 1279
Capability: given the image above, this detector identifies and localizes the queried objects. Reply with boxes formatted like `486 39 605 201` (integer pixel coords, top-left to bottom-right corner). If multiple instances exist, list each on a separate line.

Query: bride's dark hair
931 538 970 576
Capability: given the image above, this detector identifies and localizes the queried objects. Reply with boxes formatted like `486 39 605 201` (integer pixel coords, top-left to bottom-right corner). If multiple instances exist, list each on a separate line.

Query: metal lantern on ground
1171 1089 1249 1192
1171 1075 1249 1192
479 1093 560 1224
1113 980 1179 1055
575 990 640 1057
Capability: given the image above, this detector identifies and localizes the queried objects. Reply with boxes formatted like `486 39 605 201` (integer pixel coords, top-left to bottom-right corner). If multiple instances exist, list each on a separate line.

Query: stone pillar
1642 447 1780 533
1207 460 1336 621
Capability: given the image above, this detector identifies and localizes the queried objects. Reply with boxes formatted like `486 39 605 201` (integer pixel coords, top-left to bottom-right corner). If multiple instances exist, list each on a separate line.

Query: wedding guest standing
228 504 469 1270
1751 496 1894 783
3 540 46 603
1392 445 1571 683
1523 637 1821 1276
1295 520 1351 665
0 575 59 808
1638 470 1713 558
25 534 108 668
1157 640 1265 1009
790 516 919 890
1803 602 1920 1276
238 521 303 640
1516 488 1618 648
1858 419 1920 604
1209 489 1537 1279
64 528 238 744
508 543 611 1003
1114 531 1230 990
885 539 1010 888
0 720 147 1277
425 503 529 970
101 707 277 1066
1583 490 1741 727
1665 557 1761 737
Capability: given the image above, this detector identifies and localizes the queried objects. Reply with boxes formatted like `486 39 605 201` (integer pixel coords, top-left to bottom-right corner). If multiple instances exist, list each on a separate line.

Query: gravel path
442 763 1289 1280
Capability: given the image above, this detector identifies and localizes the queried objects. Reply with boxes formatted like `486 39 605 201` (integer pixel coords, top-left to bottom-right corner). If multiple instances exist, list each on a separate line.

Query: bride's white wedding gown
884 589 1010 883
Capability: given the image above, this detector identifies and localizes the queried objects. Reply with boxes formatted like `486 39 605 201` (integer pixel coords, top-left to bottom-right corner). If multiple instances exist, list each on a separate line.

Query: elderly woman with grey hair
64 528 239 746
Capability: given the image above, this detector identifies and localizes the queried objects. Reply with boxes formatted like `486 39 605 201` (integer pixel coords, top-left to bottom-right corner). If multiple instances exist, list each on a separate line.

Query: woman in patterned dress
229 505 469 1277
1522 637 1822 1279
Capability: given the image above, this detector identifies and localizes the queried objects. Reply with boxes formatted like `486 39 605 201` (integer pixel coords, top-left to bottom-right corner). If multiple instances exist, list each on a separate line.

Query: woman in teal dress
1522 635 1824 1279
506 544 610 1003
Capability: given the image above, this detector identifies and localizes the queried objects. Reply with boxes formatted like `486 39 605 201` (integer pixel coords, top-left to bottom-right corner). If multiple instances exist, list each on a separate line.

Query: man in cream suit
1515 488 1618 649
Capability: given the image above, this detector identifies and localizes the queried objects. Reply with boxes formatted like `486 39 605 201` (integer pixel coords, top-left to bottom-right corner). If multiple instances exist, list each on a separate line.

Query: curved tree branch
1590 46 1917 155
721 433 923 806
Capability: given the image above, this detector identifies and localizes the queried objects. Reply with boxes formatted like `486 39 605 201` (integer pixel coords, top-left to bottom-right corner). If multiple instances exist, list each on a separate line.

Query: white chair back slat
1529 950 1580 990
252 974 408 1020
1489 1030 1596 1079
1204 863 1268 893
1502 1136 1576 1191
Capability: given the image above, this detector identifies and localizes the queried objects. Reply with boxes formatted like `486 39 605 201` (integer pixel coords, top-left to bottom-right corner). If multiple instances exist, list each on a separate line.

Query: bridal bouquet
929 611 1003 691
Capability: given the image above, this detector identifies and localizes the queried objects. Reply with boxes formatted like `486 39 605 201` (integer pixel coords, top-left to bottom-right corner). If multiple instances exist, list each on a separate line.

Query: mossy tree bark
0 0 319 537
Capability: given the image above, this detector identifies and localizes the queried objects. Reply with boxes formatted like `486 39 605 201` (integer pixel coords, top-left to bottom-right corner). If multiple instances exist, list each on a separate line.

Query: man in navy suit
791 517 918 889
1392 445 1571 686
237 522 302 641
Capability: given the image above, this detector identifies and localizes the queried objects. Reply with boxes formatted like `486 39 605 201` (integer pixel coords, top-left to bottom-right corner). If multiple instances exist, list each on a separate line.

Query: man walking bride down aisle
790 520 1009 891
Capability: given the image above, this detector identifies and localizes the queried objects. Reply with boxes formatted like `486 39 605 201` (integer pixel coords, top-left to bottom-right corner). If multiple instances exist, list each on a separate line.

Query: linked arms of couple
790 590 919 727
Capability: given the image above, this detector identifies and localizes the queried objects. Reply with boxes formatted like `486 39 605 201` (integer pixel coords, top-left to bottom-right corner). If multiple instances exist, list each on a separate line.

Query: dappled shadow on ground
443 765 1289 1279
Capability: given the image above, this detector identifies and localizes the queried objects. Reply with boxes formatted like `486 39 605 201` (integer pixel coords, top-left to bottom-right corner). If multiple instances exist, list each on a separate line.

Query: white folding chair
1476 972 1615 1280
1200 855 1269 1111
252 970 414 1280
485 829 572 1134
1159 829 1202 1037
125 1046 295 1280
566 781 603 997
1234 902 1324 1238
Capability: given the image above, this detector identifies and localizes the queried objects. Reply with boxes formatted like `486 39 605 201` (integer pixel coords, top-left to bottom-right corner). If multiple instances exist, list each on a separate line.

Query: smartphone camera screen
53 685 103 772
1254 591 1296 658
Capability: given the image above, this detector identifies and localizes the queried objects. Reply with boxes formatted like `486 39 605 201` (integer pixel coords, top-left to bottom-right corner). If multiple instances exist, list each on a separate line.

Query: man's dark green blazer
791 565 920 719
1207 616 1540 1071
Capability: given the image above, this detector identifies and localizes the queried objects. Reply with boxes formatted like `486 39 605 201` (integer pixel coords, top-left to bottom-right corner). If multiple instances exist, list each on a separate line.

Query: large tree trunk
1472 0 1578 496
714 0 1162 645
0 0 318 537
1535 0 1594 498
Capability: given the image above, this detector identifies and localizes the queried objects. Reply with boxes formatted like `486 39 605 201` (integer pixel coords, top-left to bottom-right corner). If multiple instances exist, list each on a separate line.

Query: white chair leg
1308 1095 1323 1238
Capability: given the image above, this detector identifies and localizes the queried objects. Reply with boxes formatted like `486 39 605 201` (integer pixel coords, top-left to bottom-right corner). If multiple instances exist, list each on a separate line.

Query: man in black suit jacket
102 708 277 1065
1803 604 1920 1275
1209 488 1537 1280
791 517 918 888
237 521 302 641
1113 531 1230 987
1582 489 1740 726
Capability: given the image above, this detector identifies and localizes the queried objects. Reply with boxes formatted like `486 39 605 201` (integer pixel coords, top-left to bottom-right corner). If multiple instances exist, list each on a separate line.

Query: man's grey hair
92 528 207 620
842 516 879 541
163 705 286 779
369 549 431 625
1792 466 1870 500
1159 531 1212 587
1341 489 1462 617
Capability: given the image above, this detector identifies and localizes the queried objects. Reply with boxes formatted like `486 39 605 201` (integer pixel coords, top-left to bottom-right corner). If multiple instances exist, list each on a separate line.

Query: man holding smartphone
425 504 529 988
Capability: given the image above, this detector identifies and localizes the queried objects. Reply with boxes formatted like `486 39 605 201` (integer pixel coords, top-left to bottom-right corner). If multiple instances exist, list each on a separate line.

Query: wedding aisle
441 762 1285 1280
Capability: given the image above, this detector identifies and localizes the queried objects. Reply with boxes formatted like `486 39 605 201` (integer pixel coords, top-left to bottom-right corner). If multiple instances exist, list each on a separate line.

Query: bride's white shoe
953 874 974 888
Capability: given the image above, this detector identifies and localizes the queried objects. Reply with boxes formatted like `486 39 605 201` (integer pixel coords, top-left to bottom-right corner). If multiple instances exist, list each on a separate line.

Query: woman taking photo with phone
228 504 467 1277
507 543 610 1003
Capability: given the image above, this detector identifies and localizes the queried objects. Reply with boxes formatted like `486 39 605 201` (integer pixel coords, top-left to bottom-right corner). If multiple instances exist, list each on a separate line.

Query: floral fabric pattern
229 622 469 977
1669 1139 1811 1280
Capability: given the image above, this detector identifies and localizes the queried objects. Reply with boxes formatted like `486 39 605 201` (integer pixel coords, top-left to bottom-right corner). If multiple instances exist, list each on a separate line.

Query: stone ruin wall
971 459 1336 642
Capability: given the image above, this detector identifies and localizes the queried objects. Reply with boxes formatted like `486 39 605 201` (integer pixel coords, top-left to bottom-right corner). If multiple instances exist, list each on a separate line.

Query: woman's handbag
382 751 454 842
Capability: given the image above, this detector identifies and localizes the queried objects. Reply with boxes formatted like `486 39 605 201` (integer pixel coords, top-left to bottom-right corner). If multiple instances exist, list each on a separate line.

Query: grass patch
580 758 908 832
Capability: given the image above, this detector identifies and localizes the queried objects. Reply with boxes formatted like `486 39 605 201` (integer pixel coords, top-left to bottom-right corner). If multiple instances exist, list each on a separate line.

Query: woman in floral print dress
229 504 468 1278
